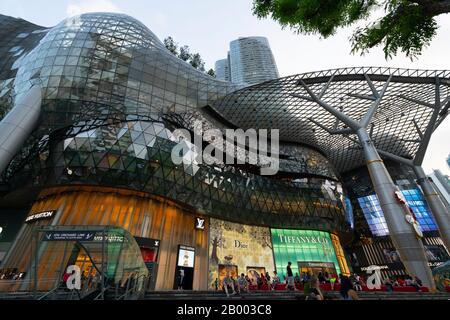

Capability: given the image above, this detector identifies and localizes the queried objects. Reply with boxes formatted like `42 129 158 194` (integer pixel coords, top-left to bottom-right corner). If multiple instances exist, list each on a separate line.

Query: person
397 277 405 287
222 273 237 297
384 277 394 292
405 276 413 286
214 278 219 291
265 272 271 284
255 273 261 289
231 276 239 294
329 274 337 291
412 276 422 291
286 262 295 291
318 272 326 284
392 278 399 287
272 271 280 290
305 276 324 300
245 275 252 286
339 274 359 300
177 268 184 290
324 271 330 283
237 273 249 293
353 274 362 291
259 273 267 289
301 272 307 284
294 272 301 285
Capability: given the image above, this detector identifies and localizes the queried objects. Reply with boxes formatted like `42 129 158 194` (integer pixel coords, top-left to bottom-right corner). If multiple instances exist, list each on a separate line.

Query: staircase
143 290 450 300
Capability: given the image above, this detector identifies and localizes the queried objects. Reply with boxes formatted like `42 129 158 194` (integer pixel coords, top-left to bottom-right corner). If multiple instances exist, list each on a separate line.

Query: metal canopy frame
211 67 450 174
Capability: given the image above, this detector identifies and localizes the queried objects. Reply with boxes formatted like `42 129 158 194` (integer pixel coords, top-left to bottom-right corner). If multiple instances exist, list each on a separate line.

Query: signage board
43 231 96 241
271 229 345 279
195 217 205 230
25 210 56 223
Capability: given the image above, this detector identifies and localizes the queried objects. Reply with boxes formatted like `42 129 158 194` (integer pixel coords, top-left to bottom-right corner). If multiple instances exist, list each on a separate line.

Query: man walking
286 262 295 291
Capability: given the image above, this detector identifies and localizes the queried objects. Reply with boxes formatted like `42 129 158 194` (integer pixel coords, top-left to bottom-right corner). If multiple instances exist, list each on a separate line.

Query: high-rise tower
215 37 279 86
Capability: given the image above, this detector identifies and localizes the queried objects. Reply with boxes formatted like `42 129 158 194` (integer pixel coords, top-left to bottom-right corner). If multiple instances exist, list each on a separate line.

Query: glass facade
0 12 448 294
0 13 350 234
271 229 349 280
358 188 438 237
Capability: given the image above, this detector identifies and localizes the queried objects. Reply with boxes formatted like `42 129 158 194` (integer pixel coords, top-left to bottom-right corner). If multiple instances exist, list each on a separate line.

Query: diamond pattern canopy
210 67 450 173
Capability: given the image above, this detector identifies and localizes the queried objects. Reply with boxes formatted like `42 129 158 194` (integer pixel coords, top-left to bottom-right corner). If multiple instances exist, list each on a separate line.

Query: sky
0 0 449 175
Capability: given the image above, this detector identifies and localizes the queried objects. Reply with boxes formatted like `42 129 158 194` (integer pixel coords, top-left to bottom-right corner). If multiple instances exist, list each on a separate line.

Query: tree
178 45 191 62
163 36 178 55
164 36 212 73
252 0 450 59
189 53 205 72
207 68 216 77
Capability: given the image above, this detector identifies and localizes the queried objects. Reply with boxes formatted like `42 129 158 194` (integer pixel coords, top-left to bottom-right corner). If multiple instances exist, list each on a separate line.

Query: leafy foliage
163 36 178 55
178 45 191 62
207 69 216 77
164 37 211 75
252 0 448 59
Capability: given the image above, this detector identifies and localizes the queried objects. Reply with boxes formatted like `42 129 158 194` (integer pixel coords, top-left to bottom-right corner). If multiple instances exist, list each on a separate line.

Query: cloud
66 0 122 17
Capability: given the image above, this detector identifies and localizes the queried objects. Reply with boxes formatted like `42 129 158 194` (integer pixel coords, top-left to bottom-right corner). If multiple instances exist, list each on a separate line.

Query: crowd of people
216 271 281 297
215 261 425 299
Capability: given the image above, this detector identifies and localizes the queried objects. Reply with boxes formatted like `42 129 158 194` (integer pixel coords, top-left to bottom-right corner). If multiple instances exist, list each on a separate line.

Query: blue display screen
358 188 437 237
344 197 354 229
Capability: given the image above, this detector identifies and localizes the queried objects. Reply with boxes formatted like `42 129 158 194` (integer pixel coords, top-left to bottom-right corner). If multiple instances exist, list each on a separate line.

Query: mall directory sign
271 229 345 279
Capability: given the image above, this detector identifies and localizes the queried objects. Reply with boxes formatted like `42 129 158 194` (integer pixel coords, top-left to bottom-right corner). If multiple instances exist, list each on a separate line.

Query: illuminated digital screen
358 188 437 237
177 246 195 268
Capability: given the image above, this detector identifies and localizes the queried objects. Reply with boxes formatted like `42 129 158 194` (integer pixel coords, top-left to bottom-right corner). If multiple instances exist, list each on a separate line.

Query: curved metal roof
211 67 450 173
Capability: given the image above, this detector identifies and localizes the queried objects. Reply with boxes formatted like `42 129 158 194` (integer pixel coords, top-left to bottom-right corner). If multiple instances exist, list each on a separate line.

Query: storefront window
208 219 274 289
271 229 350 280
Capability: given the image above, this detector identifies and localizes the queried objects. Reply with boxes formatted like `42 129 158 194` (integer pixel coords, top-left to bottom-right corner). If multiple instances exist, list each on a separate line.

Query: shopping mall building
0 13 449 293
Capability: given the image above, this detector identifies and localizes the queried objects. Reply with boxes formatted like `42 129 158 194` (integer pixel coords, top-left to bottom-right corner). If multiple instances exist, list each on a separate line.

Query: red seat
260 284 270 291
275 284 286 291
248 284 258 291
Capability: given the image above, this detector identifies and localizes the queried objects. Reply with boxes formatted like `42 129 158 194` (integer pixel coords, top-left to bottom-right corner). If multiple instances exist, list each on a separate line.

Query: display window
208 218 274 290
271 229 350 280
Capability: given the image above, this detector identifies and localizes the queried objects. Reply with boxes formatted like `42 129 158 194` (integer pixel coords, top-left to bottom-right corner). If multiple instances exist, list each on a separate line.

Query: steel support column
357 128 435 290
413 165 450 251
299 75 436 290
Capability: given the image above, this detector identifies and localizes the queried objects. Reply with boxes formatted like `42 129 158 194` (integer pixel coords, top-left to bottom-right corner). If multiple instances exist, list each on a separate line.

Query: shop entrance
134 237 160 291
173 245 195 290
298 262 337 277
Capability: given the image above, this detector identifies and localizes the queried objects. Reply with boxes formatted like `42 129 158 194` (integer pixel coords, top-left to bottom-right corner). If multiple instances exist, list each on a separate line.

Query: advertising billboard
208 218 275 289
271 229 349 280
358 188 438 237
177 245 195 268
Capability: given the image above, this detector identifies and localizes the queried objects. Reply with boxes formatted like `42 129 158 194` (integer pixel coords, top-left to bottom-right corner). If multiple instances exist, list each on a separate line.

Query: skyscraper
214 56 231 82
215 36 279 86
428 170 450 211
